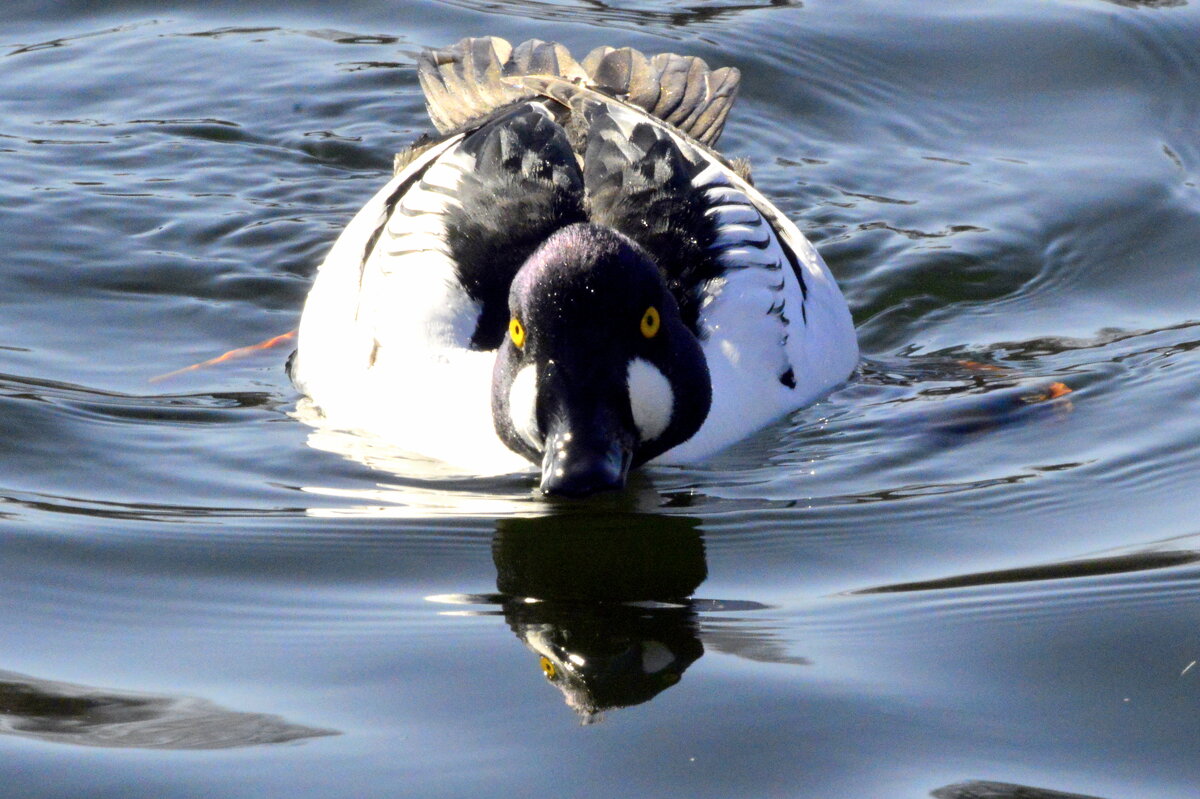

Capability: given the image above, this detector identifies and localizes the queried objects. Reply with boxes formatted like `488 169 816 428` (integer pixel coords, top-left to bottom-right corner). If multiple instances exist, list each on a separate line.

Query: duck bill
539 409 634 498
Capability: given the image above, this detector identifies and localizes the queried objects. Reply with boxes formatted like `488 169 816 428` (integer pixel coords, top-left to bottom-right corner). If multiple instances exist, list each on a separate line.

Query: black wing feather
445 105 587 349
583 115 722 333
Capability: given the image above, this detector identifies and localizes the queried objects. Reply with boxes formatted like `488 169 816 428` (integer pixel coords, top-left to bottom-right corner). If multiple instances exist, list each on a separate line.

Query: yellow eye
539 656 556 680
640 306 660 339
510 317 526 348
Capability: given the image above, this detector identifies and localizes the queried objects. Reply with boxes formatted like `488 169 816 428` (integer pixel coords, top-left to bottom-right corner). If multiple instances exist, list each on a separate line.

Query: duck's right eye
509 317 526 349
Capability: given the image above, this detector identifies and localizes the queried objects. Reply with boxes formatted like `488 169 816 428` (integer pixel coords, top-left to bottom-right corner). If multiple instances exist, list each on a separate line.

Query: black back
444 105 588 349
437 103 723 349
583 113 722 333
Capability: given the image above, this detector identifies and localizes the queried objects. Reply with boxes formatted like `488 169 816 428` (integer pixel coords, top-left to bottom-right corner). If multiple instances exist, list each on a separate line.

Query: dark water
3 1 1199 796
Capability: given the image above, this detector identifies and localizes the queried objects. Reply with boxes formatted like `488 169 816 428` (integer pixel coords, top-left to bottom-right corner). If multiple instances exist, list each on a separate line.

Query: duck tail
579 45 740 147
418 37 587 134
417 37 741 148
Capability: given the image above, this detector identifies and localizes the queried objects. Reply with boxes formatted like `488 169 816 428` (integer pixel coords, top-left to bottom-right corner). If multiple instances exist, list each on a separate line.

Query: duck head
492 223 711 496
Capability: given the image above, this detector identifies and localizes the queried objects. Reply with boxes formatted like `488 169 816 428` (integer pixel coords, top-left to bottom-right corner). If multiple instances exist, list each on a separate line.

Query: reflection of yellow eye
640 306 660 339
510 317 526 348
539 656 556 680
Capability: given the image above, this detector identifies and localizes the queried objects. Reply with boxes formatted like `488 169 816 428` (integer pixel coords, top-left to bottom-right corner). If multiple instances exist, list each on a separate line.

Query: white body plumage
291 38 858 483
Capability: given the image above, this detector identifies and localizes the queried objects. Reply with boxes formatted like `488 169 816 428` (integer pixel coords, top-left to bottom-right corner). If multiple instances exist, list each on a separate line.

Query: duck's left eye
510 317 526 349
640 306 660 339
539 656 557 680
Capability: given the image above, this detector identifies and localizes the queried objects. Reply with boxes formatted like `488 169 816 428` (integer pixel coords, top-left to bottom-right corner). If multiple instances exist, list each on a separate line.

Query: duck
290 36 858 496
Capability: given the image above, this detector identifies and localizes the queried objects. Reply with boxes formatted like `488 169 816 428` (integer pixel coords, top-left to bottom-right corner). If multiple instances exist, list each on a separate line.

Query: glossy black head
491 223 711 496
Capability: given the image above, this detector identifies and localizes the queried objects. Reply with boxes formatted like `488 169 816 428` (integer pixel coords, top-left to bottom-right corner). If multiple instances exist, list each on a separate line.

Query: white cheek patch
627 357 674 443
508 365 540 449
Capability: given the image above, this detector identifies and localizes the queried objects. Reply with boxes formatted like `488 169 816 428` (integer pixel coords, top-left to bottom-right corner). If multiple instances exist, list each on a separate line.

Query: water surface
3 1 1200 797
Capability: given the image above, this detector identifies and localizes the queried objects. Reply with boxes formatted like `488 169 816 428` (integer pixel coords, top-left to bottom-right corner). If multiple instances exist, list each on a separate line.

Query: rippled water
3 1 1199 797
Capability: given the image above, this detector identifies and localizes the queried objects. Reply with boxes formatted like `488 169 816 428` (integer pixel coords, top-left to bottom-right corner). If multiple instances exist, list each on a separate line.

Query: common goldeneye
291 37 858 496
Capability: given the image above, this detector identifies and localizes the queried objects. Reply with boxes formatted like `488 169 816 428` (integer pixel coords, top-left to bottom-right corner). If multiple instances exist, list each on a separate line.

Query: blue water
2 1 1200 797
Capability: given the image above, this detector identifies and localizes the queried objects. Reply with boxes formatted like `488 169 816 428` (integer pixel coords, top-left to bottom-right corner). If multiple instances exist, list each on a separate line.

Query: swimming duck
291 37 858 496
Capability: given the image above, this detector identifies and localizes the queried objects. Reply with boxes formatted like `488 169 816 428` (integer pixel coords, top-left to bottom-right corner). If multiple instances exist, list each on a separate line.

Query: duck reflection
0 669 335 750
431 512 799 721
297 424 808 716
931 780 1110 799
429 0 803 31
491 513 707 721
1100 0 1185 7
